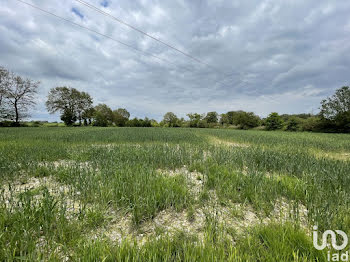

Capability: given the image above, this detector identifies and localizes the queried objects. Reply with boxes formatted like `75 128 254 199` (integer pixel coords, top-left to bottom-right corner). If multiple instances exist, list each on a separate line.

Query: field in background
1 127 350 261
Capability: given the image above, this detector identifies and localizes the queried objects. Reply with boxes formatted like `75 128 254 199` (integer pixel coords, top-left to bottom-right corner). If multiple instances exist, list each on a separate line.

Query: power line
14 0 251 89
74 0 239 78
75 0 212 68
14 0 197 74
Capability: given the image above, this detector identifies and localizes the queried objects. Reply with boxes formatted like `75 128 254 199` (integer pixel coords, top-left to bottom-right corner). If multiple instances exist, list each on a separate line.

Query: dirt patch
91 144 118 149
91 143 143 149
1 176 83 219
158 166 204 198
90 211 135 244
208 136 250 148
1 176 70 197
35 236 69 262
38 160 96 171
265 198 309 230
92 168 310 245
203 150 212 160
314 151 350 161
140 209 206 242
97 168 290 244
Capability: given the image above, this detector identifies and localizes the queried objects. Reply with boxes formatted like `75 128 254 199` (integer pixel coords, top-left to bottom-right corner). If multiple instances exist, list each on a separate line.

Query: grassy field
1 127 349 261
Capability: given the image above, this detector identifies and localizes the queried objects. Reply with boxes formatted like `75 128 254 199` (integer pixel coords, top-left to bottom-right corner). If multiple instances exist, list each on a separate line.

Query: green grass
1 127 349 261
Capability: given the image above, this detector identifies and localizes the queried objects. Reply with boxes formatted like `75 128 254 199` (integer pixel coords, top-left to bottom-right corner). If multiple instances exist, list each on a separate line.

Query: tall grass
0 127 348 260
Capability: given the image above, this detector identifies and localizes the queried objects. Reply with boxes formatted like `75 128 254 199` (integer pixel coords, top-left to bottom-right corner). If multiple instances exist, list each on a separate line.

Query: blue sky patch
101 0 109 7
71 8 84 19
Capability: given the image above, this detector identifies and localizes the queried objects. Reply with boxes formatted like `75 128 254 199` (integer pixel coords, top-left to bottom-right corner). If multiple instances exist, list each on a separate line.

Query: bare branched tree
1 67 40 123
0 67 11 120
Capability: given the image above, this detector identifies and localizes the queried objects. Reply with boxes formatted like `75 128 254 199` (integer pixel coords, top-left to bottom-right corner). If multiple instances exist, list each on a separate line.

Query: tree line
45 86 153 127
0 66 349 132
43 85 350 133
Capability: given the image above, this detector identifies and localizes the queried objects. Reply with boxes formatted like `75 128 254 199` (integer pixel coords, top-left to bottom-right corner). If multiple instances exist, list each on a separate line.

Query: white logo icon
313 225 348 251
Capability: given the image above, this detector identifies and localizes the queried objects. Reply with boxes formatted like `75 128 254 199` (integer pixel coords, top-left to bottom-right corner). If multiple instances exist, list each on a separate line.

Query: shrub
285 118 300 132
235 112 260 130
300 117 322 132
265 112 283 131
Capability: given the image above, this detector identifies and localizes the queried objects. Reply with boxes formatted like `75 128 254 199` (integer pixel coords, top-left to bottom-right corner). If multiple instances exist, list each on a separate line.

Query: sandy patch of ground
35 236 69 261
158 166 204 198
2 167 310 245
95 167 309 245
1 176 83 219
91 211 136 244
208 136 250 148
91 144 118 149
91 143 143 149
203 150 212 160
38 160 96 171
314 151 350 161
267 197 309 231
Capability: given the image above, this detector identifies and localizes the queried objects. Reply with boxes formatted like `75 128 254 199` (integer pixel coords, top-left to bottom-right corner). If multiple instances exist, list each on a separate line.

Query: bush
285 118 300 132
265 113 283 131
198 120 208 128
320 86 350 132
93 104 113 127
0 121 13 127
0 121 28 127
300 117 322 132
235 112 260 130
126 118 152 127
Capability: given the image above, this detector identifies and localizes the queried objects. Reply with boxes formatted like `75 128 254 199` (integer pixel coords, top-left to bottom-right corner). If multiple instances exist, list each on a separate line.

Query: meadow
0 127 349 261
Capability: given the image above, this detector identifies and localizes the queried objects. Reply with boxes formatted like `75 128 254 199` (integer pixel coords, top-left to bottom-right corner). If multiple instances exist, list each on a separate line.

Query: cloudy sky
0 0 349 121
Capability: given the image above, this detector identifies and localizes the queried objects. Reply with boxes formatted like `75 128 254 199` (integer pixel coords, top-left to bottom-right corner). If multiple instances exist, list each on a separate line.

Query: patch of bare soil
96 167 309 245
203 150 212 160
268 198 309 229
1 176 83 219
91 211 136 244
159 167 204 198
314 151 350 161
35 236 69 261
38 160 97 171
91 143 143 149
208 136 250 148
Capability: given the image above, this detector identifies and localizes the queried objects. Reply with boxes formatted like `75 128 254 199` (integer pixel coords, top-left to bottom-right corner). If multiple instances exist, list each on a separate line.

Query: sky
0 0 349 121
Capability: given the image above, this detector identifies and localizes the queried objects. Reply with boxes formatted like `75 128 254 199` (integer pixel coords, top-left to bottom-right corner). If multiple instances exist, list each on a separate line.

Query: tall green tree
61 108 77 126
205 112 218 124
227 111 240 125
76 91 93 125
320 86 350 132
285 117 300 132
93 104 113 127
113 108 130 127
82 107 95 126
187 113 201 127
265 112 283 131
163 112 179 127
234 111 260 129
46 87 93 126
220 113 228 125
